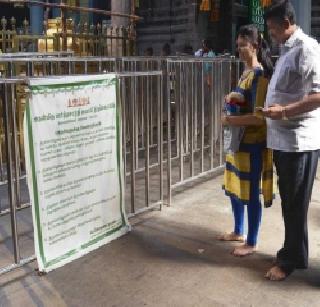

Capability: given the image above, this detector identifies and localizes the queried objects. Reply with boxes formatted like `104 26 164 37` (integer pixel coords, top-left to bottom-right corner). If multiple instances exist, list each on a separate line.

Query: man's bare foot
232 244 256 257
217 232 245 242
265 266 288 281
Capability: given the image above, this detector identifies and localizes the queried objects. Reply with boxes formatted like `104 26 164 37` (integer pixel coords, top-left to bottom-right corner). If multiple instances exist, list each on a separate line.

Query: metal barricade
166 57 243 205
0 51 74 59
120 57 167 172
118 56 243 206
0 56 244 275
0 16 135 57
0 56 120 77
0 70 164 275
0 56 243 205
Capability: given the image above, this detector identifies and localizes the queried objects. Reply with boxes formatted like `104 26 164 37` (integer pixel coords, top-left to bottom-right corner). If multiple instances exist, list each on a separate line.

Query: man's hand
262 104 284 120
263 94 320 119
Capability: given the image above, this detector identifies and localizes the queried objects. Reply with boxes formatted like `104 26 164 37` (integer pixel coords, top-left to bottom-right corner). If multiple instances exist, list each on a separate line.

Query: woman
218 24 274 257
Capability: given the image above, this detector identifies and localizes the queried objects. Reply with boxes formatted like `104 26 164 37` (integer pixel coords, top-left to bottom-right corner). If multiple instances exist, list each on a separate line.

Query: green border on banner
30 78 117 93
116 78 126 226
46 249 77 267
80 224 124 250
26 102 46 266
27 76 127 270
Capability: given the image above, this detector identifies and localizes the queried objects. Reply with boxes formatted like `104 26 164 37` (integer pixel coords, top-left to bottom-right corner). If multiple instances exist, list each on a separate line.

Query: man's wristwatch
281 107 289 120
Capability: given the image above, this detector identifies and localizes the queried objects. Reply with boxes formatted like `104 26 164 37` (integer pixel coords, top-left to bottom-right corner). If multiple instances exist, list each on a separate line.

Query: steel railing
0 55 243 276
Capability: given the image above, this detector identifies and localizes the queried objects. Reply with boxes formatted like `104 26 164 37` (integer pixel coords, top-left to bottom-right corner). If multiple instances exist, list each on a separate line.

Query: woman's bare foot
265 266 289 281
232 244 256 257
217 232 245 242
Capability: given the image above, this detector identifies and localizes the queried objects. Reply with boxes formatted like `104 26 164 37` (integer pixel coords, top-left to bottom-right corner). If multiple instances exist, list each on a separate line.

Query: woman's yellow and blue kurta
223 68 274 208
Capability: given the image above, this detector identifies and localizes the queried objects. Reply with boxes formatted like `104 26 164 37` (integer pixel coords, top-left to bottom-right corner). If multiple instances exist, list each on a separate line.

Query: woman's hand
221 114 229 126
222 114 264 126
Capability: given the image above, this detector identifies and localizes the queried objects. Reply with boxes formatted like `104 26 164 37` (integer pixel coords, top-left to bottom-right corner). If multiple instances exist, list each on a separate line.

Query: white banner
24 75 130 272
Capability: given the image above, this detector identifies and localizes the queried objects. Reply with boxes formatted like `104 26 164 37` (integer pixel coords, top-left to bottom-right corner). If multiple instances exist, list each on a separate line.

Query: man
194 39 215 58
262 0 320 281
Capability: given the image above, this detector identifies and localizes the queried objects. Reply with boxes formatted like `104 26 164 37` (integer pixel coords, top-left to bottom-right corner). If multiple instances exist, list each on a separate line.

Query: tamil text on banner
24 74 130 272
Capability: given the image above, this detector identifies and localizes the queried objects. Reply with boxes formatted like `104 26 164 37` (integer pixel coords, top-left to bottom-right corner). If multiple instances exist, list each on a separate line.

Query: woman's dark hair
264 0 296 25
237 24 274 79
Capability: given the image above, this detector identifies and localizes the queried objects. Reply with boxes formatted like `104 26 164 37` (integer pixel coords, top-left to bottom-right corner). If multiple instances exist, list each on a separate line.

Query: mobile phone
255 107 264 112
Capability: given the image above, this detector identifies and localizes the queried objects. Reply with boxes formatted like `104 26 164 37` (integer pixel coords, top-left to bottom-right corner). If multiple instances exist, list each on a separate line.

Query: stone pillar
30 4 44 34
291 0 311 35
111 0 131 27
